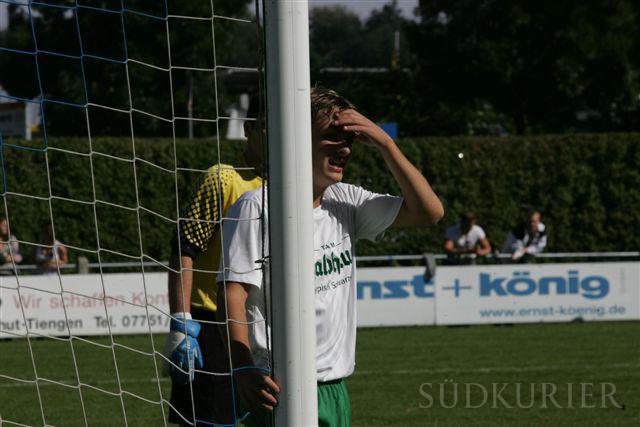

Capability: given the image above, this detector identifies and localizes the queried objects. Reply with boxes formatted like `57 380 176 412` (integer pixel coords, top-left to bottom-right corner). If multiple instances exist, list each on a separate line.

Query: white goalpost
263 1 318 426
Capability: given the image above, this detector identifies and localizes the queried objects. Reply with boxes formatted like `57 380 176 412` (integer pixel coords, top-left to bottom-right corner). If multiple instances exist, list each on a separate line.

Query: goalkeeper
217 87 444 426
163 96 264 426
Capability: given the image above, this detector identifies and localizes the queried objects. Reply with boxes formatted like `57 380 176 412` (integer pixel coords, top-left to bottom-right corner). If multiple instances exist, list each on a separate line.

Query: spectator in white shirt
444 212 491 264
502 211 547 262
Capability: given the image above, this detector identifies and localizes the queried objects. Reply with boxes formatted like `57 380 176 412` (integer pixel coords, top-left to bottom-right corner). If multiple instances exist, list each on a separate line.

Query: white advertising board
356 266 435 327
435 262 640 325
1 262 638 338
0 272 170 338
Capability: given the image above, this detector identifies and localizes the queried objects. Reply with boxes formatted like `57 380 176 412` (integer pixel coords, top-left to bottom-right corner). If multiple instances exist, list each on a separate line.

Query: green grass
1 322 638 426
350 322 639 426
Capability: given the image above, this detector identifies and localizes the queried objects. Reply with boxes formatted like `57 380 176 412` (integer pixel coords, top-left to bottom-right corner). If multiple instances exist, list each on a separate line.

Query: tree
406 0 640 134
0 1 254 137
361 1 414 69
309 5 365 71
309 2 415 131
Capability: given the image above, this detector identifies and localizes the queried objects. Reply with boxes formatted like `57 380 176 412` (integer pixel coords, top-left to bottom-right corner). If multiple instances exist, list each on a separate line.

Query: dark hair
310 85 356 125
247 85 355 127
460 212 476 227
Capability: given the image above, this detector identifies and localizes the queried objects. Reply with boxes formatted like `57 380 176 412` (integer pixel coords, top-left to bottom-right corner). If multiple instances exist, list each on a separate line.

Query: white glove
162 312 203 384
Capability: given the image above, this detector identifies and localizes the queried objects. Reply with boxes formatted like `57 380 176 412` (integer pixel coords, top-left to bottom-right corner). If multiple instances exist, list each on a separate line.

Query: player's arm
217 282 280 412
165 254 204 384
333 110 444 228
444 239 472 255
168 167 222 314
3 240 23 264
168 255 194 314
216 194 279 411
58 244 69 265
475 238 492 256
10 240 23 264
164 168 223 383
443 239 457 254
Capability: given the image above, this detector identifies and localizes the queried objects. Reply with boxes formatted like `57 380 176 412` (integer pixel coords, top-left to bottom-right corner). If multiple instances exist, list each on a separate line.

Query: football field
1 321 638 426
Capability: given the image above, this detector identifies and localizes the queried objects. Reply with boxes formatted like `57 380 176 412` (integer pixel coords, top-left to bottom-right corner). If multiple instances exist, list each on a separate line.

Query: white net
0 1 265 425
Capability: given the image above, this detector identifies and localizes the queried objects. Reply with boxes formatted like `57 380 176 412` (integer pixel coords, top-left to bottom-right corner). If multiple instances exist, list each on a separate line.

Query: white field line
0 362 638 389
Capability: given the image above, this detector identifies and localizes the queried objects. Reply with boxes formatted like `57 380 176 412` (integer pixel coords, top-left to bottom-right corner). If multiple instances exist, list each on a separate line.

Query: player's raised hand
235 368 280 412
332 109 394 149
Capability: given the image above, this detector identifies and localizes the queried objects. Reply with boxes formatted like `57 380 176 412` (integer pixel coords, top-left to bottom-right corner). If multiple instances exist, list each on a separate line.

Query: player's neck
313 186 325 208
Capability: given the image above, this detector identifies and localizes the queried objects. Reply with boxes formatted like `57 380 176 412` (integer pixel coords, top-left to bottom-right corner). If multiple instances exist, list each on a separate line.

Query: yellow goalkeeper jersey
179 162 263 311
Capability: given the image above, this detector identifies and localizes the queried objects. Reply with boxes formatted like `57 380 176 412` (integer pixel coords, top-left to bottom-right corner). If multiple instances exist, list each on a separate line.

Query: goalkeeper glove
163 313 204 384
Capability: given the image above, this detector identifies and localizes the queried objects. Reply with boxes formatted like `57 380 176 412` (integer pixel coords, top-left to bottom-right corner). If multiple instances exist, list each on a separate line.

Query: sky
309 0 419 20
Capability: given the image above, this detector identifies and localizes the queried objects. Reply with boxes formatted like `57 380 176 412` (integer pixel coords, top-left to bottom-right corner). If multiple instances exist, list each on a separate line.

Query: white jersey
218 183 403 381
444 224 486 249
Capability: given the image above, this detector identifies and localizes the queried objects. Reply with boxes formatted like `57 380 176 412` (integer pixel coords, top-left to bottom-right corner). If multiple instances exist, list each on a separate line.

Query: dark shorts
168 308 237 426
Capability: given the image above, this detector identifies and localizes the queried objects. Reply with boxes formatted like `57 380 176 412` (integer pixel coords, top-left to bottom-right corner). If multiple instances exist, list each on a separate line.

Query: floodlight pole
263 1 318 427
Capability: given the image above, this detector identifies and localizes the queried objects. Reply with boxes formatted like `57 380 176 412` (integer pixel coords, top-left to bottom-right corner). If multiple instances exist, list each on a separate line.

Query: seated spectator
35 223 68 274
502 211 547 262
444 212 492 264
0 217 22 274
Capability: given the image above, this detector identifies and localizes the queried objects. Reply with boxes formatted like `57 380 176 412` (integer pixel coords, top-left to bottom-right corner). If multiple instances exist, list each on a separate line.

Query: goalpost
263 1 318 426
0 0 316 426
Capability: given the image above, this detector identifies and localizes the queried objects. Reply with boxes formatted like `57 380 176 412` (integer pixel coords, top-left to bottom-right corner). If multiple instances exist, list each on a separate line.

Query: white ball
457 152 464 159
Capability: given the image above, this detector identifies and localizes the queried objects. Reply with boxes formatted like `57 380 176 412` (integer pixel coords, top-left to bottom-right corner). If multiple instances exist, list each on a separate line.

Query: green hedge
2 134 639 263
348 133 640 256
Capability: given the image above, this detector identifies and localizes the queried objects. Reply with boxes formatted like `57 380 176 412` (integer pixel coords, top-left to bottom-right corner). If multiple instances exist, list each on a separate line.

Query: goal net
0 1 280 425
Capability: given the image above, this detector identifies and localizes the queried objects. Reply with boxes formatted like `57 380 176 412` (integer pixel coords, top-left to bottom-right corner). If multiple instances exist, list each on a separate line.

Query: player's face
312 110 354 190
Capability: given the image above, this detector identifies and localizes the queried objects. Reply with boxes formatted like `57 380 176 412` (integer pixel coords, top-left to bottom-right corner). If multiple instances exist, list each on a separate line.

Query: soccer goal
0 1 316 426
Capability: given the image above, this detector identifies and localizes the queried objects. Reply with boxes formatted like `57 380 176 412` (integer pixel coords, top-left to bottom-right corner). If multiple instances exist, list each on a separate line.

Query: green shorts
242 379 351 427
318 379 351 427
